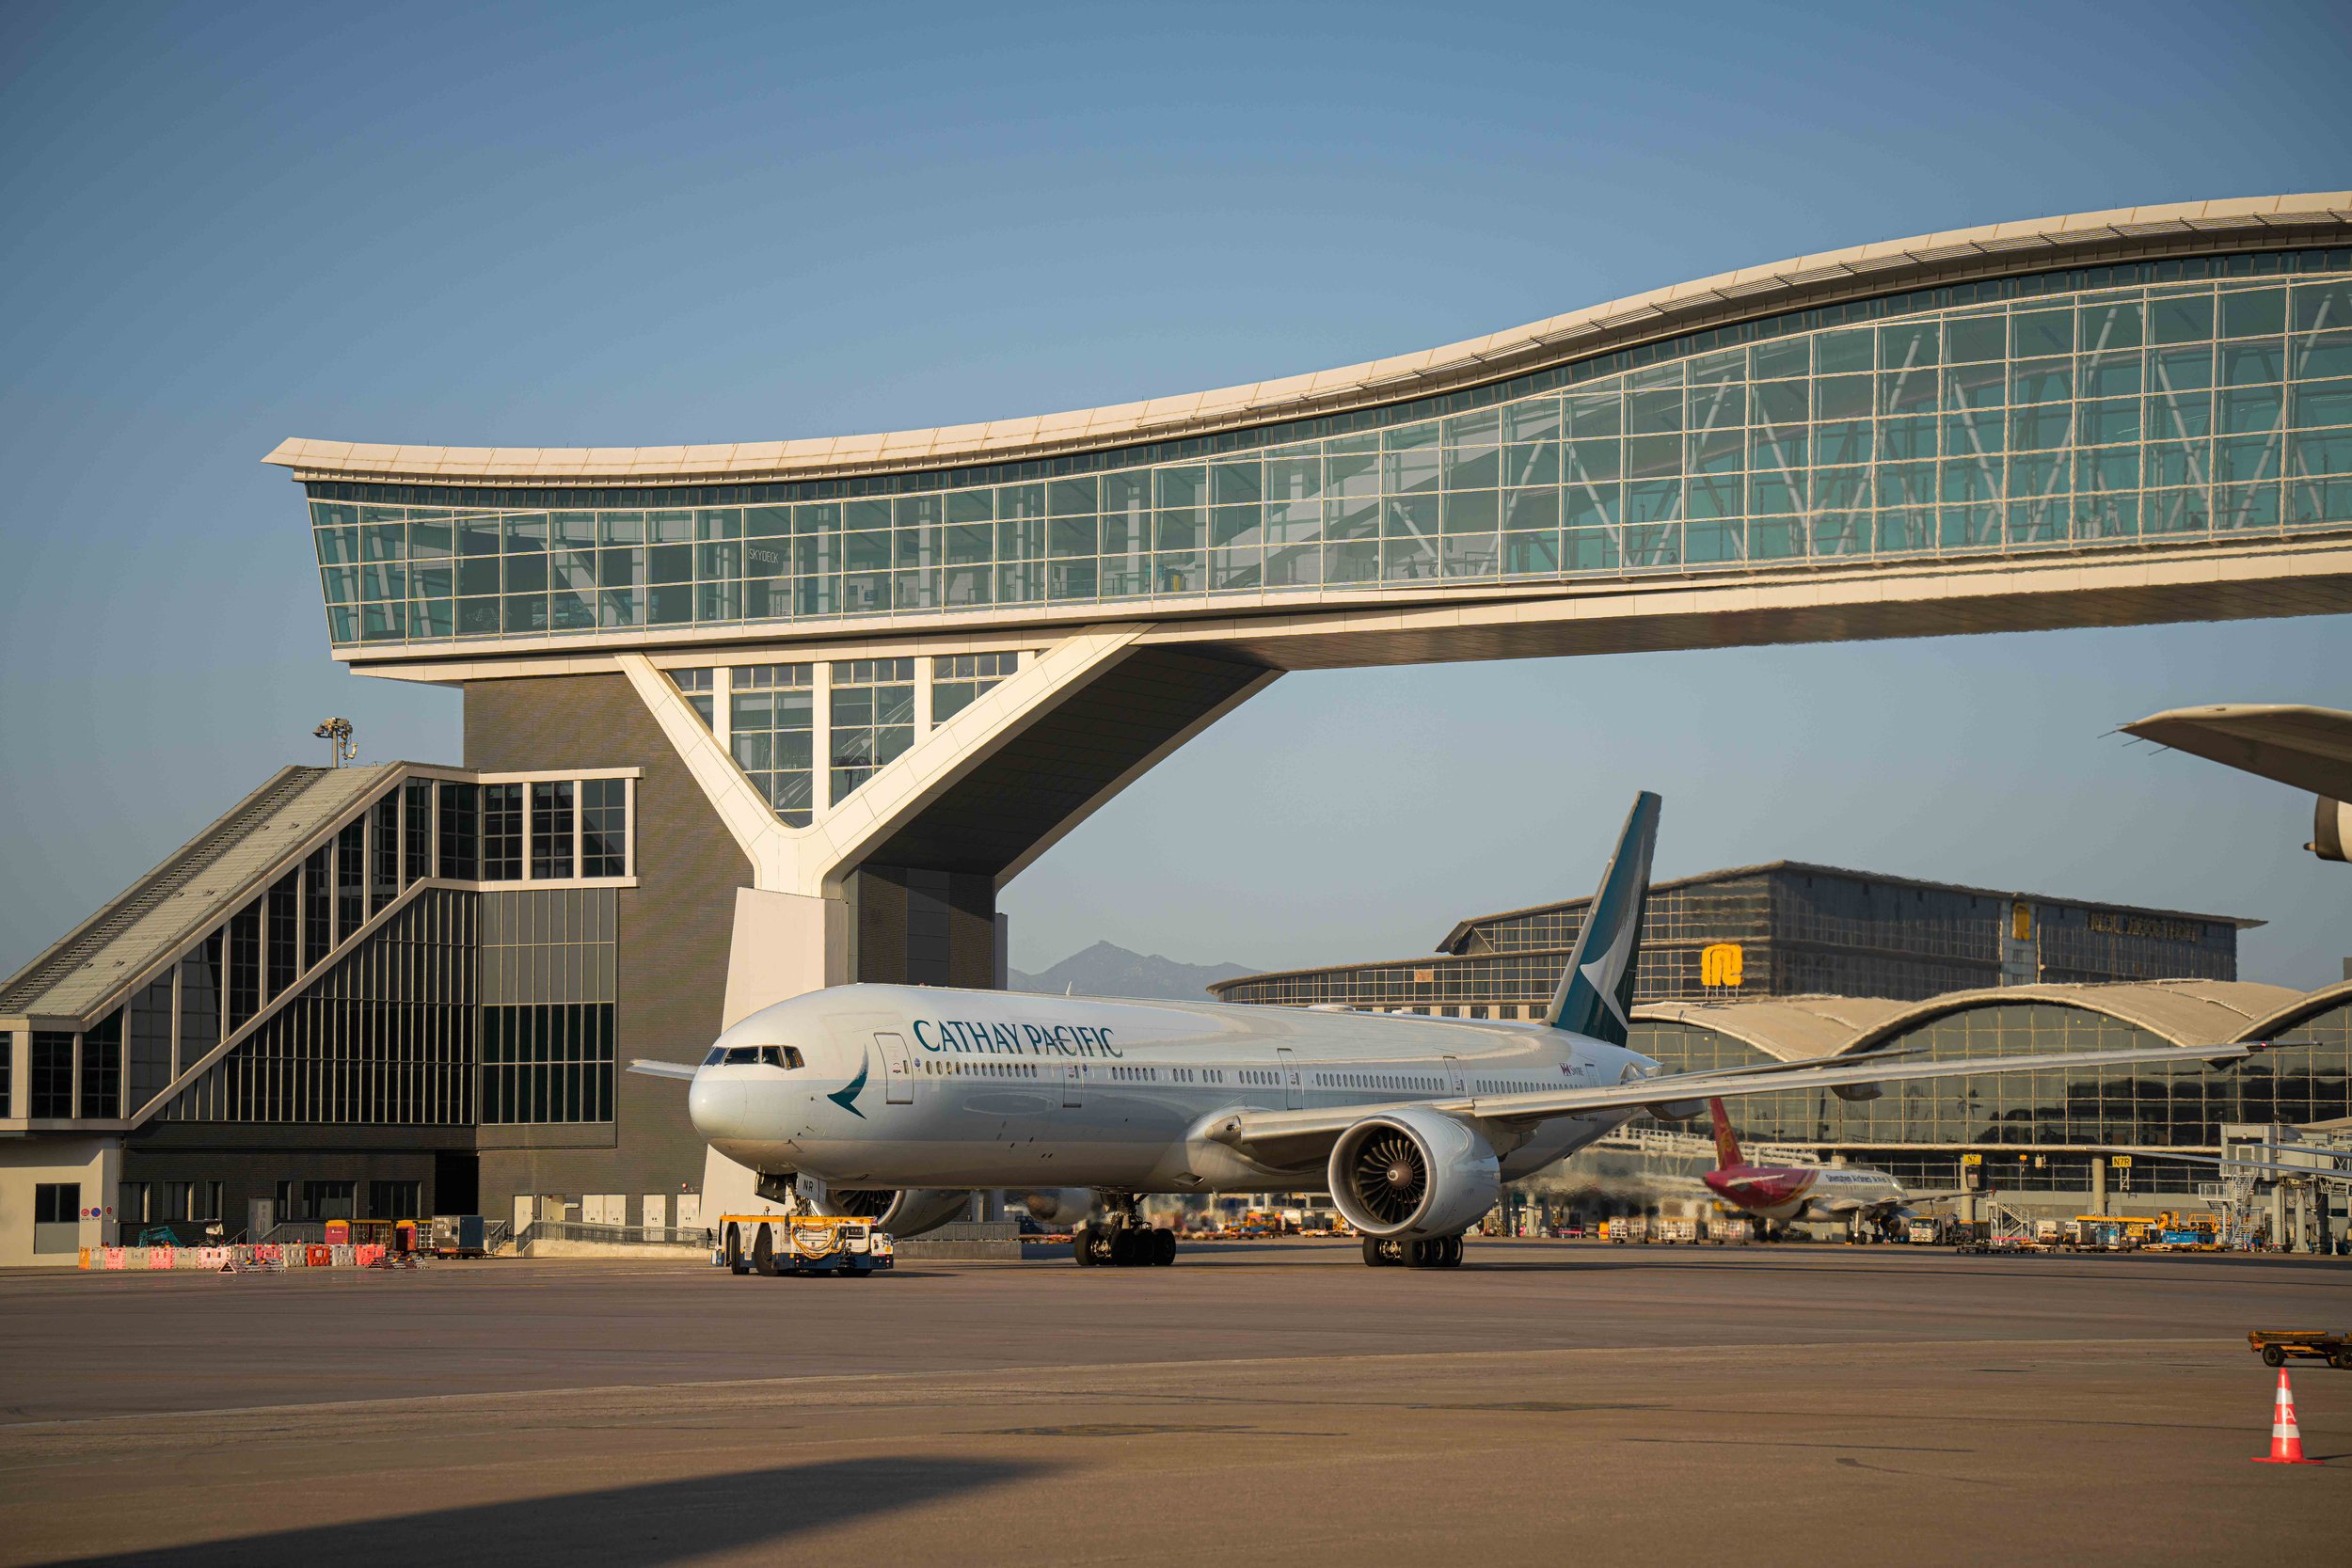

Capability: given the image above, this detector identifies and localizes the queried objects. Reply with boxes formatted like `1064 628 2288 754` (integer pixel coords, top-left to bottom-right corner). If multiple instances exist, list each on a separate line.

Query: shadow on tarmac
41 1455 1045 1567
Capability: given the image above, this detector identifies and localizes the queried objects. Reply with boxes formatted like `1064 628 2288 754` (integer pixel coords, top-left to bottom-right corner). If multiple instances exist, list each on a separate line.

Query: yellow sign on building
1700 942 1743 989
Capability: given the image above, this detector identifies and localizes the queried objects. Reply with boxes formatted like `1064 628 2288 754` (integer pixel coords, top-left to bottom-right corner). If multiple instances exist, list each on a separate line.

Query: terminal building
1207 861 2256 1015
8 193 2352 1262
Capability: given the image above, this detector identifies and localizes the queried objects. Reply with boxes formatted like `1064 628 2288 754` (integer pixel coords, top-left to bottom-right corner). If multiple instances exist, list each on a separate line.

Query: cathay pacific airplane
635 794 2281 1270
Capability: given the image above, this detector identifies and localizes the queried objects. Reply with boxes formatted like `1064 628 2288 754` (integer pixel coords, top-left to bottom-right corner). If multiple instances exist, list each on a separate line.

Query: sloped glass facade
310 250 2352 648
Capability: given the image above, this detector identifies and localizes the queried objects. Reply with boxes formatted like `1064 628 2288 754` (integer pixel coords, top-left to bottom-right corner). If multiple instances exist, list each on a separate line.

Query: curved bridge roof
267 192 2352 488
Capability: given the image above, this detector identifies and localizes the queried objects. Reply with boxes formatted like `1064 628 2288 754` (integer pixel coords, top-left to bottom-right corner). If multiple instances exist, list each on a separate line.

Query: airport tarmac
1 1242 2344 1565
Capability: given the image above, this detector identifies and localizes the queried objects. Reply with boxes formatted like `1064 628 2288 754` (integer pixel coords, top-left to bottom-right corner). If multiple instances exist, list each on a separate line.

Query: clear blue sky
2 1 2348 988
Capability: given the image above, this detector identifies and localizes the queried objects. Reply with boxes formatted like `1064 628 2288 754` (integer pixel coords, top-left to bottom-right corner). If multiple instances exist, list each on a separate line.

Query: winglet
1542 791 1661 1045
1708 1097 1742 1170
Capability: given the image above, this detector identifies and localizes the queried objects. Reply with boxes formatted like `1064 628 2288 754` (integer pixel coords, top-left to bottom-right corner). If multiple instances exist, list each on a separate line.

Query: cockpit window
723 1046 759 1065
759 1046 805 1069
703 1047 726 1066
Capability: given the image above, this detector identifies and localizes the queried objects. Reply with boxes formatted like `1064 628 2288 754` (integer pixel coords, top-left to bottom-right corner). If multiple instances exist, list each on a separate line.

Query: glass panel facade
79 1011 121 1118
1216 865 2239 1011
829 657 914 804
726 663 815 826
160 890 476 1126
310 252 2352 647
1631 1002 2352 1166
933 651 1021 722
480 1004 616 1123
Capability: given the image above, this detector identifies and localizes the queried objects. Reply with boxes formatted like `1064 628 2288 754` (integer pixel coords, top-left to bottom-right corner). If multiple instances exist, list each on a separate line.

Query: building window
932 652 1021 723
730 664 814 826
404 779 432 885
31 1031 74 1117
227 901 261 1032
80 1011 121 1119
129 976 172 1114
437 781 479 879
301 847 331 970
532 781 575 879
671 667 715 725
371 795 400 914
336 818 365 940
830 657 914 803
481 1003 616 1123
32 1182 80 1255
179 937 221 1062
369 1180 422 1220
301 1180 357 1221
267 870 299 997
0 1027 10 1117
580 779 628 877
482 784 523 880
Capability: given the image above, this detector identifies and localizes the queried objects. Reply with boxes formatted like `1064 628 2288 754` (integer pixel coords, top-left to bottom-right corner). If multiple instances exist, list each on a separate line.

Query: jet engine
1013 1188 1097 1228
1327 1106 1500 1241
823 1188 973 1238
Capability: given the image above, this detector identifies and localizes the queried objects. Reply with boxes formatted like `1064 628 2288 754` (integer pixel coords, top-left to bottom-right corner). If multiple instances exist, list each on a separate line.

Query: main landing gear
1361 1234 1465 1268
1073 1195 1176 1267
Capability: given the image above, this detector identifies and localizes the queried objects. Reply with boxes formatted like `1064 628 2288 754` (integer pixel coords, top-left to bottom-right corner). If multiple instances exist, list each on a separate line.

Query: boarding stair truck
719 1213 894 1276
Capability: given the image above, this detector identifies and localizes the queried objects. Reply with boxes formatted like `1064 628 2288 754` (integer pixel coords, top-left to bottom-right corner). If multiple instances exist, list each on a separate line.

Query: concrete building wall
0 1137 119 1267
465 673 751 1225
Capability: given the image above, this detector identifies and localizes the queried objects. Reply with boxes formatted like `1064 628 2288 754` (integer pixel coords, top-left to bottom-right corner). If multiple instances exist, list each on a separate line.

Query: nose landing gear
1361 1234 1465 1267
1071 1194 1176 1266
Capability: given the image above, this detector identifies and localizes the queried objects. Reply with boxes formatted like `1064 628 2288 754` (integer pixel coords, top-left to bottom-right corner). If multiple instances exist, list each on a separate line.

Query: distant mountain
1008 941 1257 1002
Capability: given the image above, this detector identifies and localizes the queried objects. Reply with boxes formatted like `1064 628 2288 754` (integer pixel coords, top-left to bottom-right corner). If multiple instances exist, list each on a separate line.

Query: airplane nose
687 1072 741 1139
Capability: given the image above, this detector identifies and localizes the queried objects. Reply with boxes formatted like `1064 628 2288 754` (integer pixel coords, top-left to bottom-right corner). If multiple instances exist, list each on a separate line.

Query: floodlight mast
312 717 357 768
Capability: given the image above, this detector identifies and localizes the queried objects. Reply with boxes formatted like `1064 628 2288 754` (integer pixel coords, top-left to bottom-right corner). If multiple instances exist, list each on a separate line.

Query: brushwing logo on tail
827 1052 870 1118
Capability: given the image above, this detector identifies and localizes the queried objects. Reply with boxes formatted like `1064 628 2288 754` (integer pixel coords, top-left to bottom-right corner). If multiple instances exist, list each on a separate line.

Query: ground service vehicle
718 1213 893 1275
2249 1330 2352 1370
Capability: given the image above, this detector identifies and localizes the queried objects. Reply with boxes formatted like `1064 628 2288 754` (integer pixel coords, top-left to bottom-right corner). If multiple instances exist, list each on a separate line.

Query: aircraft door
1443 1056 1464 1096
1061 1063 1084 1108
875 1032 914 1104
1277 1047 1301 1110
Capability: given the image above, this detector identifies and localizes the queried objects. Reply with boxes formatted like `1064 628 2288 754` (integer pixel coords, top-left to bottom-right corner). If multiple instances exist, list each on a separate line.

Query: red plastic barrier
353 1244 385 1268
147 1248 176 1270
306 1244 332 1268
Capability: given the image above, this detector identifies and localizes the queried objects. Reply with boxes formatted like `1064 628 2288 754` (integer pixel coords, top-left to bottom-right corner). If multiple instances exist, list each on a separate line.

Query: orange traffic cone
2252 1367 2321 1465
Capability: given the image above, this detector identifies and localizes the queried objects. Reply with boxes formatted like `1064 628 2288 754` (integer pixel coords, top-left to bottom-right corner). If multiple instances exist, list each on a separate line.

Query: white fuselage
686 984 1656 1195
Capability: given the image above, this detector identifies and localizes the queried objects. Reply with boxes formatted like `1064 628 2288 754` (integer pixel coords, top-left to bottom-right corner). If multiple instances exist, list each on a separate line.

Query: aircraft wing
2121 703 2352 799
1206 1039 2281 1169
628 1058 700 1081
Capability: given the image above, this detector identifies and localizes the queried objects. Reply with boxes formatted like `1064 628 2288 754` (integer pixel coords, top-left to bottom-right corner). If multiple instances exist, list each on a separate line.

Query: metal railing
517 1219 710 1249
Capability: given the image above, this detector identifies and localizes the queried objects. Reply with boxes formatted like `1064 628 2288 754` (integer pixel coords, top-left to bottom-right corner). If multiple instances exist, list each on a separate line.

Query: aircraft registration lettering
911 1019 1123 1058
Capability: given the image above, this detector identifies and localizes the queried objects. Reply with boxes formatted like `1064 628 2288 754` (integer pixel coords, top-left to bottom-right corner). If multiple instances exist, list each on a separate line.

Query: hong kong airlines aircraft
635 794 2279 1269
1700 1097 1920 1239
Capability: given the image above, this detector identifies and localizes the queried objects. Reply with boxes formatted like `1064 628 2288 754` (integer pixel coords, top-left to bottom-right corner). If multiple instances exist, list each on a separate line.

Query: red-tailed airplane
1699 1097 1921 1238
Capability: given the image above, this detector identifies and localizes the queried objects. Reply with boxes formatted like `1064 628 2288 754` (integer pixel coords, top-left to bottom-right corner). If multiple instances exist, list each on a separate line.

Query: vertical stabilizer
1707 1097 1743 1169
1542 791 1661 1046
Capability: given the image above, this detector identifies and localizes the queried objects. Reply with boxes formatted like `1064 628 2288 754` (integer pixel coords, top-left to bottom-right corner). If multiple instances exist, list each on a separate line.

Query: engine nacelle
2312 796 2350 863
1013 1188 1097 1228
823 1188 973 1238
1327 1106 1500 1241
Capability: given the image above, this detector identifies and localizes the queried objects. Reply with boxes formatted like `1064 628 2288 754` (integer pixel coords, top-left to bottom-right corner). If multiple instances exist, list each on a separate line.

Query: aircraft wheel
1441 1236 1464 1267
1111 1228 1144 1266
1073 1224 1099 1266
1406 1239 1439 1268
1151 1228 1176 1266
1361 1236 1392 1267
